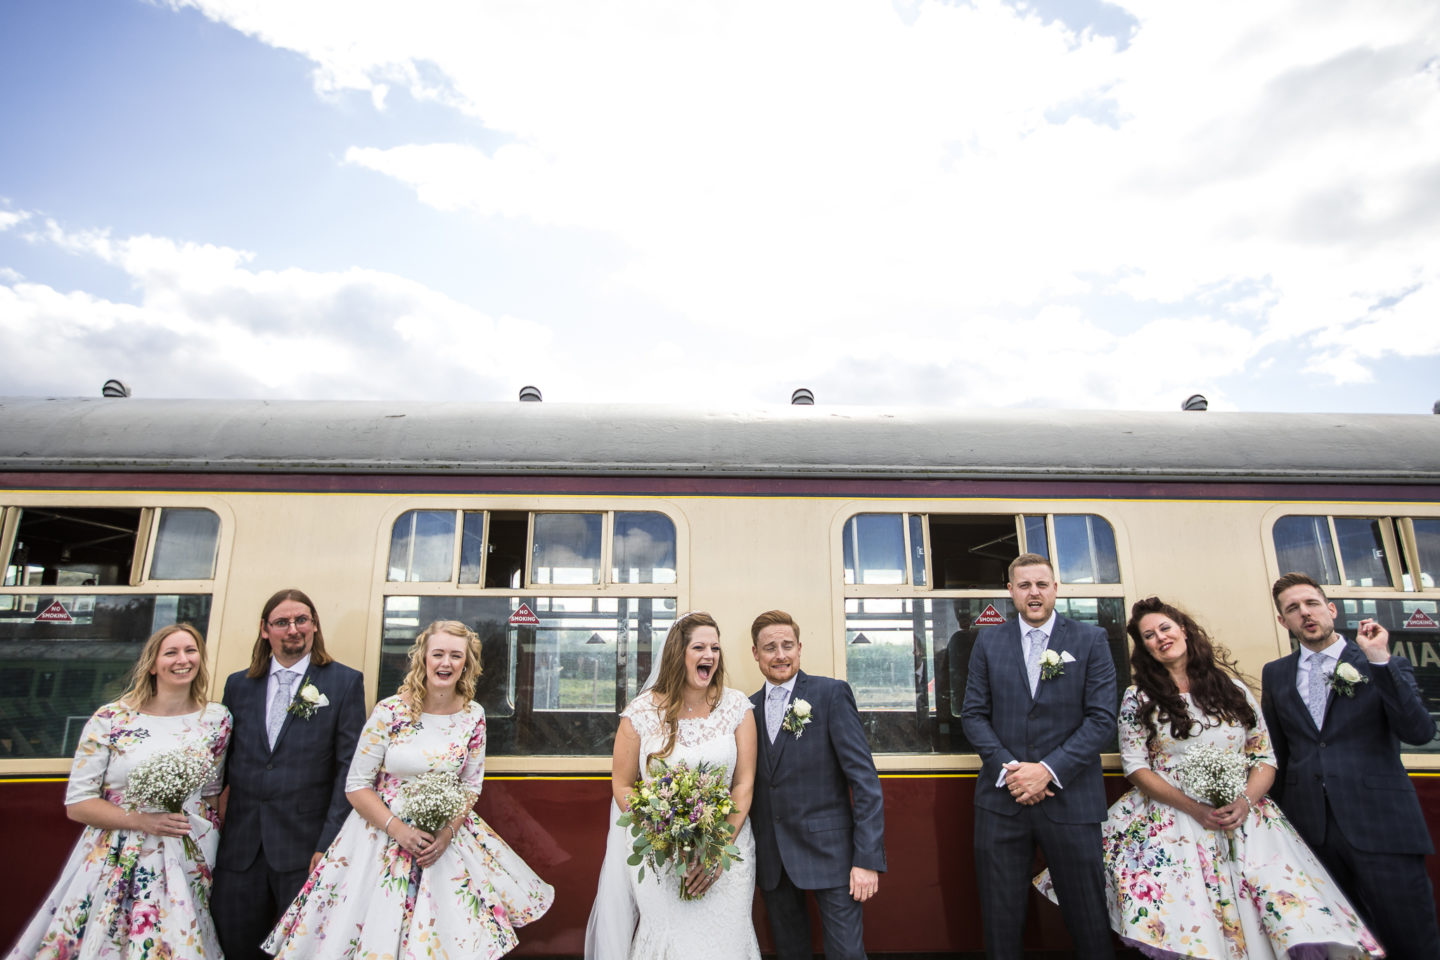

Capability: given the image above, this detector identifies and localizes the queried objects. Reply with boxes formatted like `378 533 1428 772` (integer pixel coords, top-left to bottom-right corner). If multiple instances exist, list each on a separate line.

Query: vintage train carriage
3 396 1439 955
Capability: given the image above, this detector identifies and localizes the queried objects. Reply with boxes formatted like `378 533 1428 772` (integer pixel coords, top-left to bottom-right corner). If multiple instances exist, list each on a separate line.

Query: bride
585 611 761 959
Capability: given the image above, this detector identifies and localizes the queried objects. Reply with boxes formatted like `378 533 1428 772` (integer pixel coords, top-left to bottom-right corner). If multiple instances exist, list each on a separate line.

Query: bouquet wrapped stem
126 748 217 867
619 759 744 901
1174 742 1250 860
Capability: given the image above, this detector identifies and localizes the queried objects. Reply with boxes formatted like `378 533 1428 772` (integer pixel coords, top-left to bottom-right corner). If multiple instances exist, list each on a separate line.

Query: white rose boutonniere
288 679 331 720
1326 662 1368 698
1038 650 1064 681
781 698 812 738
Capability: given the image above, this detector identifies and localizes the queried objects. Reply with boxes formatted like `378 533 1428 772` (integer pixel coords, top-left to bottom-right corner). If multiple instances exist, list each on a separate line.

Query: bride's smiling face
684 626 721 691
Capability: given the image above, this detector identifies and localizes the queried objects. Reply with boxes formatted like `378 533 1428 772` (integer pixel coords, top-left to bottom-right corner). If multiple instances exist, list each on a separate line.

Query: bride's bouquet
619 759 743 900
1174 741 1250 859
126 747 218 862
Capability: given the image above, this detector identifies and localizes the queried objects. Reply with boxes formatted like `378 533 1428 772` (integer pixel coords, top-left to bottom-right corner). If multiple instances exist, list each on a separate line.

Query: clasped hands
1003 760 1054 806
391 821 453 868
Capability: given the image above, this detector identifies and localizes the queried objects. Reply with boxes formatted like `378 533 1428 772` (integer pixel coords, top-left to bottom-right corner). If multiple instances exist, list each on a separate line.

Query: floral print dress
7 701 232 960
262 696 553 960
1041 681 1381 959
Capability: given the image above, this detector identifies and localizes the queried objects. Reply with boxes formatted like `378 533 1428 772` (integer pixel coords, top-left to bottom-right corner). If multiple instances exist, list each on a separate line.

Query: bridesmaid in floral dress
263 620 553 960
7 623 232 960
1039 597 1380 959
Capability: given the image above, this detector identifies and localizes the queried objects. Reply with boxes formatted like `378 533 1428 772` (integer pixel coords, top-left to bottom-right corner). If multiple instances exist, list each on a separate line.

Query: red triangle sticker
1404 609 1438 630
34 600 75 624
508 603 541 626
973 603 1007 626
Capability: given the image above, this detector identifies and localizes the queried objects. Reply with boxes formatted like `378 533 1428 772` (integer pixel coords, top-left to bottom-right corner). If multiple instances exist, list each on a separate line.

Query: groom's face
753 624 801 685
1008 563 1058 628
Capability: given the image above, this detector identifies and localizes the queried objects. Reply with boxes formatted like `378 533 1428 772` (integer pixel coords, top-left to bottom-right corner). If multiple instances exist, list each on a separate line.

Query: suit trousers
1314 800 1440 960
211 847 310 960
761 864 867 960
973 804 1114 960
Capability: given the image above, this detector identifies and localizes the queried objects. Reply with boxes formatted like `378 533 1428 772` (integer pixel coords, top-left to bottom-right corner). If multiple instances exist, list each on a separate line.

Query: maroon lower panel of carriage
6 774 1440 956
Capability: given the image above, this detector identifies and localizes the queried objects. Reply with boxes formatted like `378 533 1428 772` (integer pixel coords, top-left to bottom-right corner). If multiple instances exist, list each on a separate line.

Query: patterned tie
766 686 788 743
268 670 296 749
1306 653 1330 729
1025 628 1046 695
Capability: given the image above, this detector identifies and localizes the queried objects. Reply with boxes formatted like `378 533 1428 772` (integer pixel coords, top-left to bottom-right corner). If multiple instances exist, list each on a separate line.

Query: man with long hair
211 588 366 960
1261 572 1440 958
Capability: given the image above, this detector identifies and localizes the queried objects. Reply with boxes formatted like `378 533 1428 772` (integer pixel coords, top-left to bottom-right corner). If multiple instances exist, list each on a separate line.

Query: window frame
1268 510 1436 595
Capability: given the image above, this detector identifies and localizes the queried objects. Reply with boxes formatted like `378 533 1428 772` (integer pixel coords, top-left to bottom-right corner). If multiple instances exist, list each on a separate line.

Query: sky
2 0 1438 414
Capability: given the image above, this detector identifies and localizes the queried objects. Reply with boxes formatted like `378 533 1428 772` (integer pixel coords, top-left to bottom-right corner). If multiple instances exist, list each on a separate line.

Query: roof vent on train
102 379 132 398
791 388 815 405
1182 394 1208 412
518 385 542 402
1433 399 1440 414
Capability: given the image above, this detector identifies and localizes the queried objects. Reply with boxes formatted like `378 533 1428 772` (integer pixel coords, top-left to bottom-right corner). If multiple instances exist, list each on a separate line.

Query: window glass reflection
387 510 456 582
532 513 602 585
1334 517 1392 588
1053 515 1119 584
843 515 907 585
1415 520 1440 590
150 509 221 580
612 512 677 584
1273 515 1341 584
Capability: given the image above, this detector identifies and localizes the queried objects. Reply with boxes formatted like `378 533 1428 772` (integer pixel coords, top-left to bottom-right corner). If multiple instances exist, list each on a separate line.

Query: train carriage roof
3 397 1439 483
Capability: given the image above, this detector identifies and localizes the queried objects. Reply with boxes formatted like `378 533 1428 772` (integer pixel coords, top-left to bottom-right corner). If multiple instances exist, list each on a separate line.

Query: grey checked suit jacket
1261 640 1435 855
959 615 1117 823
750 672 886 891
217 659 366 872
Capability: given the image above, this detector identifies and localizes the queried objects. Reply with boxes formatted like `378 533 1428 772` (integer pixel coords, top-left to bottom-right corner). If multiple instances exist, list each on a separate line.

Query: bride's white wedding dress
623 687 761 960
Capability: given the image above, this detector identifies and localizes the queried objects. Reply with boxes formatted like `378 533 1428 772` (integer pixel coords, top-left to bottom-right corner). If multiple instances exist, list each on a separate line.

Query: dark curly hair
1127 597 1256 760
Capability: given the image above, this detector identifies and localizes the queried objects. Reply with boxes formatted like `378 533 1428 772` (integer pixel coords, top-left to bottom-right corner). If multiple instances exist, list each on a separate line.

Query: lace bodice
623 688 752 786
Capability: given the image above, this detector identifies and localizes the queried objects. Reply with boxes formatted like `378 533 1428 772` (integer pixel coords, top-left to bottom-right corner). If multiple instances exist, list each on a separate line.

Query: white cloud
1 214 557 400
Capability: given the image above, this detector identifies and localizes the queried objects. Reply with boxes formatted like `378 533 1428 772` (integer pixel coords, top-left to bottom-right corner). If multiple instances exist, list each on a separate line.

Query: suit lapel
1004 620 1032 702
1323 643 1369 731
751 688 772 772
268 666 310 755
1278 649 1321 733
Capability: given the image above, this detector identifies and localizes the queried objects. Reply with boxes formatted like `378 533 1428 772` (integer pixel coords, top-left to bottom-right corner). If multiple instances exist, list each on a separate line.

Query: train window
613 512 677 584
0 593 212 757
1413 519 1440 589
843 515 908 585
149 509 221 580
4 507 143 587
1332 518 1393 588
841 509 1127 753
388 509 678 589
378 594 673 755
1053 514 1120 585
387 510 457 582
1273 516 1342 584
532 513 603 585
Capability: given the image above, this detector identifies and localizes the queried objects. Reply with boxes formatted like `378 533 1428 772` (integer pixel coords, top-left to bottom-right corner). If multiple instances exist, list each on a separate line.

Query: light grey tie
268 670 296 749
1025 628 1046 695
766 686 788 743
1306 653 1330 729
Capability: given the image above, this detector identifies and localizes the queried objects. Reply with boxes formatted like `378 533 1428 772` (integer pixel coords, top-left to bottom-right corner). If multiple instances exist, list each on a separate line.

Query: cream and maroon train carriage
3 396 1439 955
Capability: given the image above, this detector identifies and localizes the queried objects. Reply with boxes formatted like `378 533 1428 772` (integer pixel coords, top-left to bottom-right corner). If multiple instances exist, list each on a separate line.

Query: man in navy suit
749 610 886 960
1261 572 1440 959
212 588 366 960
959 553 1116 960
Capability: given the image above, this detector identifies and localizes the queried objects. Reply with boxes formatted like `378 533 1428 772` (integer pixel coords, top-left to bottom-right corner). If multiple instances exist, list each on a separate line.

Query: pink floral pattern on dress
1036 683 1381 959
263 697 553 960
7 701 232 960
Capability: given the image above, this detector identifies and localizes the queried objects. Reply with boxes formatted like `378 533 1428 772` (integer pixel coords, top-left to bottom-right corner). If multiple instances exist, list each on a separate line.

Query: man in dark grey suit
212 588 366 960
960 553 1116 960
1261 572 1440 959
749 610 886 960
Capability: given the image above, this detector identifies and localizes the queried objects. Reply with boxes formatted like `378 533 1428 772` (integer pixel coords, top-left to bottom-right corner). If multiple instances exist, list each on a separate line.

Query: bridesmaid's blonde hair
119 623 211 709
397 620 483 718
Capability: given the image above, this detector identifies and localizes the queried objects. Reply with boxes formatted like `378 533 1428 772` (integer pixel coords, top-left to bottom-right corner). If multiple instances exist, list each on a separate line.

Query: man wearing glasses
212 588 366 960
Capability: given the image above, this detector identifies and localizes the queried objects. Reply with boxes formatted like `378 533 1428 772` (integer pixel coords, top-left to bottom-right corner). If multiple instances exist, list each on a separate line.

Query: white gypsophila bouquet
395 770 468 836
127 747 217 860
1174 741 1250 859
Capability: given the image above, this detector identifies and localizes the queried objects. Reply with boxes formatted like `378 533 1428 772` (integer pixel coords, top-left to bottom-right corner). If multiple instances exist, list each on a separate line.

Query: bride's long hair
645 611 724 768
1128 597 1255 759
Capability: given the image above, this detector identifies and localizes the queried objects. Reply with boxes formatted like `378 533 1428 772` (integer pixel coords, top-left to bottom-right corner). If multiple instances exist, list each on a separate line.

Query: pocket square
1060 650 1077 663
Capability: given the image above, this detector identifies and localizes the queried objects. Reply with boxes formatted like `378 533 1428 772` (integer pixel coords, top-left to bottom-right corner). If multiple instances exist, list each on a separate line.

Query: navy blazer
959 615 1117 823
1261 641 1435 855
217 658 366 873
750 672 886 892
